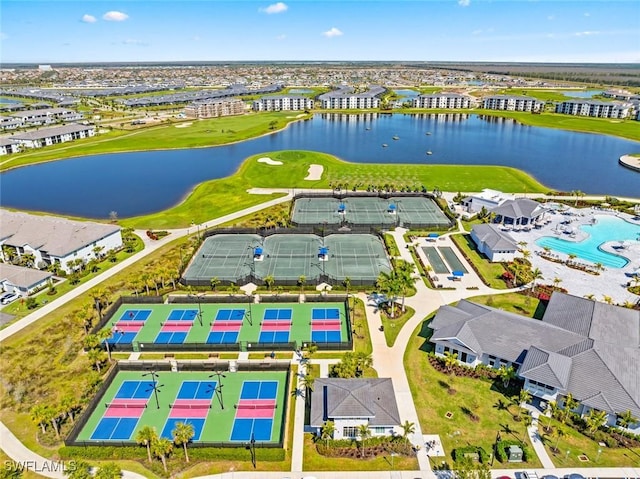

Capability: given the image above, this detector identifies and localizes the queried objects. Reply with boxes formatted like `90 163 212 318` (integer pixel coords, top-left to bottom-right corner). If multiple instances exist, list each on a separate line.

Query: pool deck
505 207 640 304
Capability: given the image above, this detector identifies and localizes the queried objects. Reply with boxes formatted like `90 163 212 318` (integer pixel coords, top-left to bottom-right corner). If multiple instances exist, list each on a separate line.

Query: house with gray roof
0 137 20 155
490 198 548 228
10 123 95 149
429 292 640 433
470 224 519 262
0 210 122 274
309 378 401 440
0 263 52 296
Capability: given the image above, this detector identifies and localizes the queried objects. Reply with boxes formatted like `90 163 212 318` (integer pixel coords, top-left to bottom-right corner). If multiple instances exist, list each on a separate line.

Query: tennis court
254 234 320 281
422 247 450 274
74 369 288 444
290 197 342 225
291 195 451 227
183 234 261 283
324 234 391 282
100 301 350 350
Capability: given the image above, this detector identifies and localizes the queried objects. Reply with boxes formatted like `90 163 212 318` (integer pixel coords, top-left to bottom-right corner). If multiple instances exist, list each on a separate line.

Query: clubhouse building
0 210 122 274
429 292 640 433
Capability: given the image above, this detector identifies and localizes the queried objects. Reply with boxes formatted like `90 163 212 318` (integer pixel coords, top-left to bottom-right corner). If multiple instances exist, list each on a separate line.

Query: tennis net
310 320 342 327
170 403 212 410
235 403 276 410
105 402 147 410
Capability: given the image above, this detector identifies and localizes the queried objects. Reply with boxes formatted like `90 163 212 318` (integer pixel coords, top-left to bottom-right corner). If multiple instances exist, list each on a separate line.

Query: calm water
1 113 638 218
559 90 602 99
288 88 313 94
393 89 419 98
0 97 22 105
536 215 640 268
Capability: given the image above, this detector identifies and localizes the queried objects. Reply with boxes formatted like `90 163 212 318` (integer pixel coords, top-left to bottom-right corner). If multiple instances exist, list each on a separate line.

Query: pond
393 89 419 98
558 90 602 99
1 113 638 218
288 88 313 94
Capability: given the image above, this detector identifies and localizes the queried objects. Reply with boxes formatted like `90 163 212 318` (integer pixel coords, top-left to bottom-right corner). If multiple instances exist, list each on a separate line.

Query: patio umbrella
566 474 586 479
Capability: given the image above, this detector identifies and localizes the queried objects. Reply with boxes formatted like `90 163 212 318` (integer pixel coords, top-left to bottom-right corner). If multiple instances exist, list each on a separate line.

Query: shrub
452 445 489 464
495 440 530 463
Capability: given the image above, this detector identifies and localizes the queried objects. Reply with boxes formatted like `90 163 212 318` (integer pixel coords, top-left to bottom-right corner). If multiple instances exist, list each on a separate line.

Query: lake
558 90 602 99
1 113 638 219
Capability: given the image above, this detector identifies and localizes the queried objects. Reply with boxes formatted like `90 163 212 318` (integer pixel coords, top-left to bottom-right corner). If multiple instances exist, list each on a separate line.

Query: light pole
209 371 227 410
249 433 256 468
142 370 163 409
245 293 253 326
188 293 204 327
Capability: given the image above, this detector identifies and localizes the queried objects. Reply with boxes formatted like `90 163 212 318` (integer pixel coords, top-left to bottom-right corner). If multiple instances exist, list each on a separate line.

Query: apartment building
7 123 95 149
184 98 245 119
555 100 632 119
412 92 475 109
481 95 544 112
252 95 314 111
318 86 385 109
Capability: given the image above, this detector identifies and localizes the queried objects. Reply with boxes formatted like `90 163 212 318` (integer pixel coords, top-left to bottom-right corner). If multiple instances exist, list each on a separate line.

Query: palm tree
400 420 415 444
151 437 173 473
573 189 584 206
354 351 373 377
135 426 158 464
552 276 562 290
617 410 638 430
264 275 275 292
550 426 565 452
518 389 532 406
443 350 458 374
343 276 351 296
210 277 220 291
497 365 517 388
321 420 336 447
60 395 80 424
376 270 402 318
228 282 240 296
298 275 306 294
87 348 106 373
395 260 415 313
530 268 543 293
64 460 92 479
172 421 195 462
357 423 371 458
97 327 113 362
585 409 608 434
299 374 315 395
568 253 577 263
602 295 613 305
561 393 579 423
30 404 49 434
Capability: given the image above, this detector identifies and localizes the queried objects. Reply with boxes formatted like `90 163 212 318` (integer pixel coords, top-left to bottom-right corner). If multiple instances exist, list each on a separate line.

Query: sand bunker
257 157 284 166
175 122 193 128
305 164 324 181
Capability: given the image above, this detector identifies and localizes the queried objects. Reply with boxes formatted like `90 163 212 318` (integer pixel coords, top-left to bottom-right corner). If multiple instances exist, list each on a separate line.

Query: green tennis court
72 369 288 445
100 301 350 350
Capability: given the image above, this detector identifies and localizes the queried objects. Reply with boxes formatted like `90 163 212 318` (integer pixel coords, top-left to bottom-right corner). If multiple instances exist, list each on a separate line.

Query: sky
1 0 639 64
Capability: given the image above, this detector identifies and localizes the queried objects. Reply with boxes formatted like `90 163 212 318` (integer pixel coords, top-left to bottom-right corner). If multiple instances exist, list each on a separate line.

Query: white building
184 99 245 119
9 124 95 149
430 293 640 434
0 138 20 155
470 224 519 262
461 189 515 214
8 107 84 127
252 95 313 111
0 210 122 274
555 100 632 119
0 263 53 296
318 86 384 109
412 93 475 109
482 95 544 112
309 378 401 440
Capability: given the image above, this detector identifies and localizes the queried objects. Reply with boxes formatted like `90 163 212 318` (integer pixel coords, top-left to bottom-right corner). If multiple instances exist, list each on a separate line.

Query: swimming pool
536 215 640 268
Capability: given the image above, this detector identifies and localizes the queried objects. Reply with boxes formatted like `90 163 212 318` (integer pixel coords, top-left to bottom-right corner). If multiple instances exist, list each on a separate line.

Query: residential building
555 100 632 119
252 95 313 111
0 210 122 274
461 189 515 214
470 224 519 262
0 138 20 155
429 292 640 433
601 90 640 102
0 116 22 130
9 124 95 149
490 198 548 227
481 95 544 112
0 263 52 296
309 378 401 439
184 98 245 119
7 107 84 127
412 93 475 109
318 86 385 109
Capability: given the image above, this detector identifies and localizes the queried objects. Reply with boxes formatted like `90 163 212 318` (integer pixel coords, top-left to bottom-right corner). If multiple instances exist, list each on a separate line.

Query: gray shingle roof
471 224 518 252
0 209 120 257
490 198 546 220
310 378 401 427
12 123 94 141
429 292 640 417
0 263 52 289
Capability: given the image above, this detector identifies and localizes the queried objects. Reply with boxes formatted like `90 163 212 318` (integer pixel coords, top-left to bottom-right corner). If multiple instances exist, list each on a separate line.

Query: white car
0 292 20 305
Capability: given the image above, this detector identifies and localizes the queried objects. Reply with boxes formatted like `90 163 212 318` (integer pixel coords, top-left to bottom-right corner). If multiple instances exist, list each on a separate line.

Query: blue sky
1 1 639 63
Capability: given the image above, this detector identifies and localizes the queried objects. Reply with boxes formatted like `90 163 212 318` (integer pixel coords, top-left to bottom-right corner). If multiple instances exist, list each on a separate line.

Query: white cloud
574 31 600 37
322 27 343 38
103 11 129 22
82 14 97 23
458 0 470 7
276 34 286 40
260 2 288 14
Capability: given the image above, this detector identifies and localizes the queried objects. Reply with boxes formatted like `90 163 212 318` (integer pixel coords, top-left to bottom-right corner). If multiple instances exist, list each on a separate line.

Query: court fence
290 192 456 230
65 361 291 448
91 295 164 336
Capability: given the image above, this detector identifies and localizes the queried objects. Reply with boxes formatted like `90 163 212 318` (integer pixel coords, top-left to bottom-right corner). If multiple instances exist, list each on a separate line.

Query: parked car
0 292 20 305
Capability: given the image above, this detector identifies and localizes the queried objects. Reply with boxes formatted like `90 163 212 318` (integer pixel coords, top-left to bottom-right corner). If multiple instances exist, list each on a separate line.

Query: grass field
450 233 509 289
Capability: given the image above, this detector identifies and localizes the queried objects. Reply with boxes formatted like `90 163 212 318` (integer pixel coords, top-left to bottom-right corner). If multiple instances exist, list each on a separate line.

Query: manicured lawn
450 233 509 289
466 292 546 319
381 306 415 347
302 434 419 471
537 417 640 468
404 319 542 469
